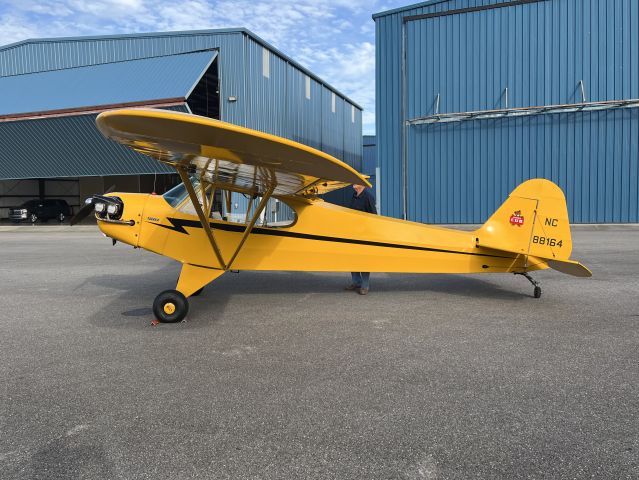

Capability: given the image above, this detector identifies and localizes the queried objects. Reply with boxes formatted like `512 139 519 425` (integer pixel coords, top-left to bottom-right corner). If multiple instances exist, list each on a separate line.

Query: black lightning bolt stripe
150 217 513 259
150 217 203 234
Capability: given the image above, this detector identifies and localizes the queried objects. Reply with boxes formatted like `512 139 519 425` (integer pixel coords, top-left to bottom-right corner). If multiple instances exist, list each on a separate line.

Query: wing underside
96 108 369 197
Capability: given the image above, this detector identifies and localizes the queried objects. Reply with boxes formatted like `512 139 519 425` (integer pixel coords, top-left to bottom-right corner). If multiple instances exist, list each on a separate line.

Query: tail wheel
153 290 189 323
534 286 542 299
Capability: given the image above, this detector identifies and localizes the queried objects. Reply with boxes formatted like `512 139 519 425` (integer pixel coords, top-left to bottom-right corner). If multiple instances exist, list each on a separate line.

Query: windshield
162 177 200 208
21 200 39 208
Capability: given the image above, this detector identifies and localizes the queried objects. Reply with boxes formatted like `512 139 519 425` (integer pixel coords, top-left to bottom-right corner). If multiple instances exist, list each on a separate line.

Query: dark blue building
375 0 639 223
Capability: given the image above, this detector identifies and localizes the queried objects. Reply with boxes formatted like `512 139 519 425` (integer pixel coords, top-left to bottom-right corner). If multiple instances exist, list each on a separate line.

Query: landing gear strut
515 272 542 298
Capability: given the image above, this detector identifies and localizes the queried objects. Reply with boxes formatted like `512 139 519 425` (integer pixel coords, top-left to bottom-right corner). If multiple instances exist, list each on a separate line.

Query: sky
0 0 414 134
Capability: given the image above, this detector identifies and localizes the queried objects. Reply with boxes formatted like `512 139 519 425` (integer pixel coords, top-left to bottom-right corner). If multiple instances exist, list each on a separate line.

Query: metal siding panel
376 15 397 217
342 102 360 170
285 66 323 153
217 35 246 126
243 37 285 136
384 0 639 223
630 0 639 222
363 136 377 174
308 78 324 151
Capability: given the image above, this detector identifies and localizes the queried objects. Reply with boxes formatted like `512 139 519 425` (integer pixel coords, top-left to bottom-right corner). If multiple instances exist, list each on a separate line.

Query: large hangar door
404 0 551 224
403 0 639 224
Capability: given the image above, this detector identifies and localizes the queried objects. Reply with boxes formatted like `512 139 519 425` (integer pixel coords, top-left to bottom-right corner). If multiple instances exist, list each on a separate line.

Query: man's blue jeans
351 272 370 289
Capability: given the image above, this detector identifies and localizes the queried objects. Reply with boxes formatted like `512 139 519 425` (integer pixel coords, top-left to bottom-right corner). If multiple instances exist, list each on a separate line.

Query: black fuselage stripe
152 218 512 259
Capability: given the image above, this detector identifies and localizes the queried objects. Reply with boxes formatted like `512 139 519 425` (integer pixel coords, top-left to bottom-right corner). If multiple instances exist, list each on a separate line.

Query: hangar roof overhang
0 49 217 121
372 0 451 18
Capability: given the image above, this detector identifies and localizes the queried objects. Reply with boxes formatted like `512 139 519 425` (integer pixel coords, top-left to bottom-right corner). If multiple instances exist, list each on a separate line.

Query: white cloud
0 14 41 45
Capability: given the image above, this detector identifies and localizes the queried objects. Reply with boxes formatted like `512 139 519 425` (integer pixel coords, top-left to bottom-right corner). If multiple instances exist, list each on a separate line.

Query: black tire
534 286 542 299
153 290 189 323
58 212 66 222
30 213 38 223
191 287 204 297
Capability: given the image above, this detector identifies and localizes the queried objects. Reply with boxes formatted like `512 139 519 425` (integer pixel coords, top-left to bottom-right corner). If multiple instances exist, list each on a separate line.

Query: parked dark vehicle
9 199 72 223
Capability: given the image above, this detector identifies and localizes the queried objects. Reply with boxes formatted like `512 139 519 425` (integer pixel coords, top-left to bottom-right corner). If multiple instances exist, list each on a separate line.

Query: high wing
96 108 370 271
96 108 370 197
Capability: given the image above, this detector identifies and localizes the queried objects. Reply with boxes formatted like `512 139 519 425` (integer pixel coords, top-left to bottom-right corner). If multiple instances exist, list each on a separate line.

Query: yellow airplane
73 108 591 323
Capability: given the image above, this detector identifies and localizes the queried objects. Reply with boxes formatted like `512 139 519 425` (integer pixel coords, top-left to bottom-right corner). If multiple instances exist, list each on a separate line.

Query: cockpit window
164 179 296 228
163 177 199 208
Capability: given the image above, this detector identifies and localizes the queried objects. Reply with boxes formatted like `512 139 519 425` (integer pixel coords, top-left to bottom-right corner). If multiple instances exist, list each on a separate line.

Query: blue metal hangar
374 0 639 223
0 29 363 218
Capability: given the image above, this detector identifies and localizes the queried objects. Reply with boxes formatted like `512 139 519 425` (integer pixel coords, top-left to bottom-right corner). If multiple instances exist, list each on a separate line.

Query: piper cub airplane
74 108 591 323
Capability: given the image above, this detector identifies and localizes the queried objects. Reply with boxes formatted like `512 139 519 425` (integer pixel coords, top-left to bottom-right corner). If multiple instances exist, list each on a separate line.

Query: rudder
475 179 573 261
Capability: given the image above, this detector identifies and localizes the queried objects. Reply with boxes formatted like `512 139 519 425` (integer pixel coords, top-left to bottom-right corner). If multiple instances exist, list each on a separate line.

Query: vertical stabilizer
475 179 573 261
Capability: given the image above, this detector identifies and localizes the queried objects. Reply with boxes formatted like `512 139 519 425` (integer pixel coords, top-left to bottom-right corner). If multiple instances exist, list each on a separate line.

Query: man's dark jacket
350 189 377 214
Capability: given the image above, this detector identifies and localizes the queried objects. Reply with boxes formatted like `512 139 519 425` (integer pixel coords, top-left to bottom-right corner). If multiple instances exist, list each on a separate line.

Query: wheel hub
163 302 176 315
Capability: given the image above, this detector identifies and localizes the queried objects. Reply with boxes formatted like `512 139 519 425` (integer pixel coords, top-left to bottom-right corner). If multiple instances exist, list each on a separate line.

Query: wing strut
177 166 276 271
177 167 226 269
226 179 275 270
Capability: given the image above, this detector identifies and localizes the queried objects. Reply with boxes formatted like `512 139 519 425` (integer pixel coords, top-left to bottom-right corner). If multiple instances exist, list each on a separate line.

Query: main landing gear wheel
153 290 189 323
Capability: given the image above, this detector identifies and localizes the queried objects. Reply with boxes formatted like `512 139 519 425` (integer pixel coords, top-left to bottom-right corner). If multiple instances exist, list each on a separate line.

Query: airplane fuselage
97 193 542 276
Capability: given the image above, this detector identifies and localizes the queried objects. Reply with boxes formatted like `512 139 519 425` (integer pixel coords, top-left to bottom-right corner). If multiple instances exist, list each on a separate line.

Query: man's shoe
357 288 369 295
344 284 360 291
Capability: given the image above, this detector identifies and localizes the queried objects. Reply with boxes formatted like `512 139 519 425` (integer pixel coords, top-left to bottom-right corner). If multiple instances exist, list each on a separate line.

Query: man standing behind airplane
345 184 377 295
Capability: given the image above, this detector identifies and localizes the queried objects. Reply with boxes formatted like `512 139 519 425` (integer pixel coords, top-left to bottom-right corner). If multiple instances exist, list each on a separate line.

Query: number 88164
532 236 563 248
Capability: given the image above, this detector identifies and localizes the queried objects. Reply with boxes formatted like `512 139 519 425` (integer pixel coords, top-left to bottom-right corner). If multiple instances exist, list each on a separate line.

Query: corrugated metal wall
0 30 362 195
362 135 378 205
363 135 377 174
0 107 184 179
375 0 639 223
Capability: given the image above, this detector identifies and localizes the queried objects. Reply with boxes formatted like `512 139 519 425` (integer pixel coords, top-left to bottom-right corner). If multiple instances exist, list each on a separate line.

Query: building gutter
0 98 186 123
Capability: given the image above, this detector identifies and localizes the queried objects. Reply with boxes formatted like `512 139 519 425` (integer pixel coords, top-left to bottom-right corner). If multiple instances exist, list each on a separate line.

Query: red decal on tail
509 211 524 226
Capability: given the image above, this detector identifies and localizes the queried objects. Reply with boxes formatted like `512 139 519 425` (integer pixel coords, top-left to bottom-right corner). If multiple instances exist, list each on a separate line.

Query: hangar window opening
187 56 220 119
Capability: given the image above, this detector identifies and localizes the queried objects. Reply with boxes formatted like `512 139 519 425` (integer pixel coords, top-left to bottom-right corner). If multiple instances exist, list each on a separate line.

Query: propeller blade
69 201 94 226
70 184 116 226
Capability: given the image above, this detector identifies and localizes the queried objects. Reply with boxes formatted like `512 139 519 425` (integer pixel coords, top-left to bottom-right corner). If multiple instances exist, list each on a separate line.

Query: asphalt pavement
0 227 637 479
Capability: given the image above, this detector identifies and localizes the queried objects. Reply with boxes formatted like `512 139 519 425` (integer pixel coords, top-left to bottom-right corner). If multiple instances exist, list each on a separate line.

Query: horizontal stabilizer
547 259 592 278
